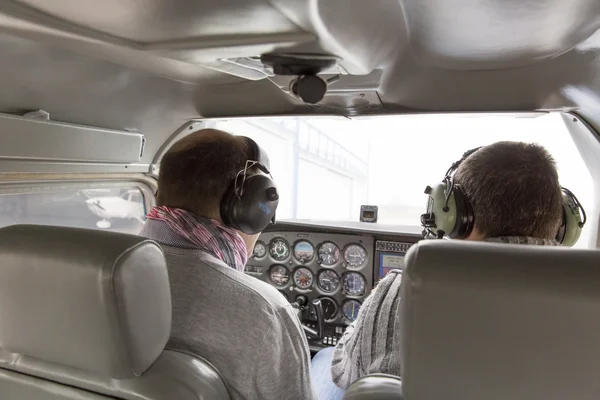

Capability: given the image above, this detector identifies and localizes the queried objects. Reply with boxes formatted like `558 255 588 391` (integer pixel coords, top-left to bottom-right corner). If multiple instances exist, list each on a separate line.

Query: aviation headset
420 147 587 246
220 137 280 235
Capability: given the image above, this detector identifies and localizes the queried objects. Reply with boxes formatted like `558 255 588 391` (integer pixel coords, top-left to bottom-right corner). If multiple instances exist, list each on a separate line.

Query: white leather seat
401 240 600 400
344 239 600 400
0 224 230 400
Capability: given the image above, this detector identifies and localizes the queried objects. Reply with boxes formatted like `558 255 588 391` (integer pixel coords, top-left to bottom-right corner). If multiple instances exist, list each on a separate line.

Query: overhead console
247 221 421 351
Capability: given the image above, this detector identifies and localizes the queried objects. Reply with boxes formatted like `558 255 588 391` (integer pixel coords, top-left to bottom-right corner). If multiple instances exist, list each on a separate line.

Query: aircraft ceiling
1 0 600 163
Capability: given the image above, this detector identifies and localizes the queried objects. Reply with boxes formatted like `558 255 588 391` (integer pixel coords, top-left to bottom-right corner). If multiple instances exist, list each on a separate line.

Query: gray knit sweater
140 221 317 400
331 269 403 388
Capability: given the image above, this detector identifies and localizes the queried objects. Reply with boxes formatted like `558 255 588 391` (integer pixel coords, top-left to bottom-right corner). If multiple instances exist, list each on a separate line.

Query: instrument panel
247 231 375 328
246 222 420 349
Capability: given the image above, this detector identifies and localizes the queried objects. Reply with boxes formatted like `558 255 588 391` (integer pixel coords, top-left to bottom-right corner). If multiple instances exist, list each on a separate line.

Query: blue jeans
310 347 346 400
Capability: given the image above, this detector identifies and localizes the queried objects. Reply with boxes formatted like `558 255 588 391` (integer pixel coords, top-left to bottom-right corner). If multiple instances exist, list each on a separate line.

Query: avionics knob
295 295 308 307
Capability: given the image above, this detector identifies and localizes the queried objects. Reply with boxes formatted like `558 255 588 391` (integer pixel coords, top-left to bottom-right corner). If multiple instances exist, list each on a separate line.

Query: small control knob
295 295 308 307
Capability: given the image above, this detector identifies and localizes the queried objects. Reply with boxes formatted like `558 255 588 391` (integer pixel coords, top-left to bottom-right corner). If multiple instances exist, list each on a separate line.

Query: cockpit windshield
211 113 592 240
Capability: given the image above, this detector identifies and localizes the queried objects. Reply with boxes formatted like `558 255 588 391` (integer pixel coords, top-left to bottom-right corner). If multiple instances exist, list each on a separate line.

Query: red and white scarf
145 206 248 271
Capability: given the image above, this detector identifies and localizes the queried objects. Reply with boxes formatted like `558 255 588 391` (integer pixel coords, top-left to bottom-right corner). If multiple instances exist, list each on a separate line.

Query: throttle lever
302 324 319 340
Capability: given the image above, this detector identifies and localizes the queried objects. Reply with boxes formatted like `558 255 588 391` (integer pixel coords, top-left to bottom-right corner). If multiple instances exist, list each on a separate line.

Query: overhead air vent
205 56 275 80
202 53 348 81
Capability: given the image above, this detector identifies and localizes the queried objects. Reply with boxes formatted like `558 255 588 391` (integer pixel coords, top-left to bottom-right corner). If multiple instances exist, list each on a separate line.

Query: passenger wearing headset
140 129 316 400
311 141 585 400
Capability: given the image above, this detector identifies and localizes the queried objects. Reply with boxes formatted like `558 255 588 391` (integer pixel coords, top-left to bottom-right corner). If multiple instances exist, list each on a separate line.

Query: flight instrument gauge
343 272 366 296
293 267 314 290
269 238 290 261
318 242 341 266
343 300 362 322
269 265 290 287
343 244 367 269
253 241 267 259
318 297 338 321
317 270 340 293
294 240 314 263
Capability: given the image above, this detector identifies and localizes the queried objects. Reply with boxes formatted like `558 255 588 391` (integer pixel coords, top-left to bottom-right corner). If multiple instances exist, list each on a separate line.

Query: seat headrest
0 225 171 379
401 240 600 400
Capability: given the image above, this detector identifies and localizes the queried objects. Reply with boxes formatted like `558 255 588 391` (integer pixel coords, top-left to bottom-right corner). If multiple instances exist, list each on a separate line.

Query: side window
0 185 148 234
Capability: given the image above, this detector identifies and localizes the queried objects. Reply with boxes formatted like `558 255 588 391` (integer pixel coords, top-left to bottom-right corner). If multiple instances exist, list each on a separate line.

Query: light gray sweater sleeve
248 305 317 400
331 271 404 388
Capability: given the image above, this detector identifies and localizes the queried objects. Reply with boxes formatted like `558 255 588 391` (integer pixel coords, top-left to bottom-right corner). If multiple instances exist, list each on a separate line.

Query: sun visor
0 112 145 163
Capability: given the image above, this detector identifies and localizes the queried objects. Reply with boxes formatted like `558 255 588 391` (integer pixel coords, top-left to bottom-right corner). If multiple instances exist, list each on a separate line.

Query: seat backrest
0 224 230 400
400 240 600 400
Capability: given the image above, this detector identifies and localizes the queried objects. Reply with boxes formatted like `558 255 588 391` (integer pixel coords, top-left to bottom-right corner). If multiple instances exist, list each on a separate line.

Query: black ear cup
449 185 474 239
555 210 567 245
220 180 238 228
220 136 279 234
220 174 279 235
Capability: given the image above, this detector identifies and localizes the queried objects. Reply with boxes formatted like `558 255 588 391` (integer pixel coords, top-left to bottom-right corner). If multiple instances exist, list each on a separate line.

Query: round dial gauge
294 240 314 263
269 265 290 287
269 238 290 261
253 241 267 259
317 270 340 293
343 272 366 296
343 300 362 322
318 242 341 266
293 267 314 290
318 297 338 321
343 244 367 269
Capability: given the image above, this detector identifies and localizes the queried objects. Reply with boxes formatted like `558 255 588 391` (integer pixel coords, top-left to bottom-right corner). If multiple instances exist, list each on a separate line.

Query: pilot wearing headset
311 141 586 400
140 129 317 400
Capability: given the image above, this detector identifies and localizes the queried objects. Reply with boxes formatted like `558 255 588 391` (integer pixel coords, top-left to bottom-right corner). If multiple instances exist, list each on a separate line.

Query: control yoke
292 296 325 340
311 298 325 340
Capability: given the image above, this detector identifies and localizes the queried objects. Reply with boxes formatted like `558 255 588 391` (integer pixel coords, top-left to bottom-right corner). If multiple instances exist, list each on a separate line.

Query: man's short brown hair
157 129 251 217
454 141 563 239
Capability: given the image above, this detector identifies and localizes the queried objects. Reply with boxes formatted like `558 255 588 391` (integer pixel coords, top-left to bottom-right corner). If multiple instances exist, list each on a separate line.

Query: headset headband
246 137 271 174
233 137 273 198
441 146 482 211
444 147 482 178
